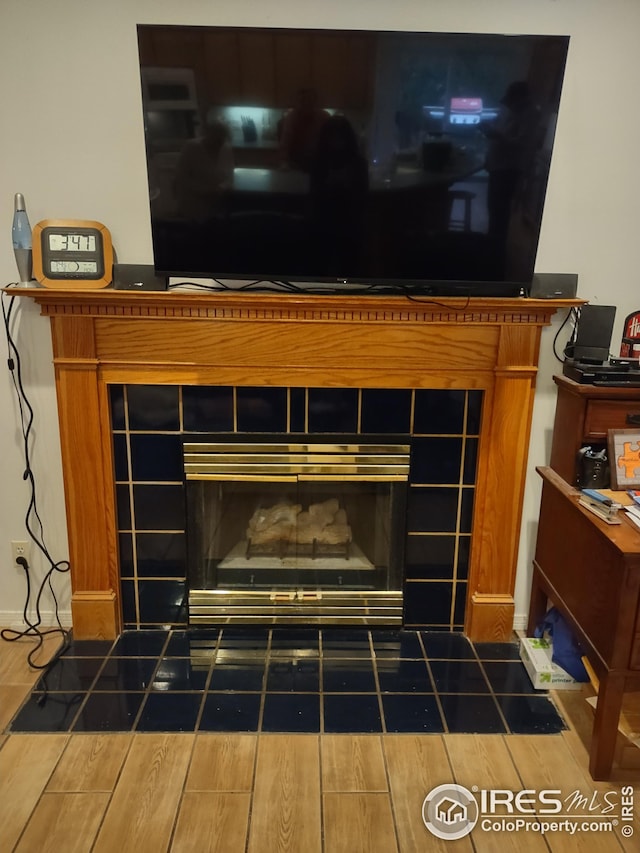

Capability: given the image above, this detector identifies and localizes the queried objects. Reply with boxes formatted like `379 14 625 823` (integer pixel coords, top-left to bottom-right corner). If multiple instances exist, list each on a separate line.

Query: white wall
2 0 639 628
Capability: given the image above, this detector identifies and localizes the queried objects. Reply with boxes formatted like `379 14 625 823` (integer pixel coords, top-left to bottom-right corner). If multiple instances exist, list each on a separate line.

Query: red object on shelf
620 310 640 359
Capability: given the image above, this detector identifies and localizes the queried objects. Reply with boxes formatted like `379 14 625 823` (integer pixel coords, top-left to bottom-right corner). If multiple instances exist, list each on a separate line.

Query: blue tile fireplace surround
111 384 482 631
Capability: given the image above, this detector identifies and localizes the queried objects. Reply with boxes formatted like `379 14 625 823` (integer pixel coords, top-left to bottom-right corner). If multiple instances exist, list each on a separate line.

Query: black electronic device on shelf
136 25 570 297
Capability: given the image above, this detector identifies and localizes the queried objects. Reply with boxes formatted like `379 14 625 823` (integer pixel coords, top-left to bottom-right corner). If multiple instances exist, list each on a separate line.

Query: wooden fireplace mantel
12 286 580 640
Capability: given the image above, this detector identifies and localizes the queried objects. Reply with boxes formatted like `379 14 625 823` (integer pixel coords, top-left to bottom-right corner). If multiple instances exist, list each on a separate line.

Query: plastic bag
534 607 590 682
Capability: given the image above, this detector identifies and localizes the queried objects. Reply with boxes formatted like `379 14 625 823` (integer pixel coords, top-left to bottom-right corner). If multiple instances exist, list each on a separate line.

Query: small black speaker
529 272 578 298
573 304 616 363
112 263 167 291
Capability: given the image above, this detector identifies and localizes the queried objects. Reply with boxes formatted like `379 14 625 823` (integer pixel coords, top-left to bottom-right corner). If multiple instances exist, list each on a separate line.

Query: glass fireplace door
184 440 409 625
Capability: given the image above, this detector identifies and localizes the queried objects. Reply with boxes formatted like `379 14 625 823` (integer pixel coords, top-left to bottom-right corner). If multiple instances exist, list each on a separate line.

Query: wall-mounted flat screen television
136 25 569 296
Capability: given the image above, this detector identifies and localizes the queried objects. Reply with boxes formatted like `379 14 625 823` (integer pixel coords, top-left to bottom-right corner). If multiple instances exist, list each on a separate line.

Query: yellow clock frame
32 219 113 289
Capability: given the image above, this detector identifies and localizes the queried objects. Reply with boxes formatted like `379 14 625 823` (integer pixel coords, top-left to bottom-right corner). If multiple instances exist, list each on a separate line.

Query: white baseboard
0 611 72 631
512 612 528 632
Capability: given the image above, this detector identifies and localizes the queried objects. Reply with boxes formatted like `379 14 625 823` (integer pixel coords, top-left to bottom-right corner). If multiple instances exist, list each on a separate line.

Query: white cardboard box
519 637 583 690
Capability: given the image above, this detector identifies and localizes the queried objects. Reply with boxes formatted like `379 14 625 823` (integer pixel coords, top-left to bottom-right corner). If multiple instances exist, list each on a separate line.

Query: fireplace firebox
185 438 409 625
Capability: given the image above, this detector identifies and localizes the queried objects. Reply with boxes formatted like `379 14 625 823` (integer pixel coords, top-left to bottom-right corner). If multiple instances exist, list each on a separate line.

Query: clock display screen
50 260 99 274
48 233 97 252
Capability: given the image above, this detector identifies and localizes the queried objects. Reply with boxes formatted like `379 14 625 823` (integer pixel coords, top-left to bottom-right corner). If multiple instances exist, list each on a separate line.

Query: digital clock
32 219 113 289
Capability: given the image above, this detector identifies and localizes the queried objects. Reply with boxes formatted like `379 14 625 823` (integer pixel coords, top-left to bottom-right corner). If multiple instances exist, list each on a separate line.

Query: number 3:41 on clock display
32 219 113 289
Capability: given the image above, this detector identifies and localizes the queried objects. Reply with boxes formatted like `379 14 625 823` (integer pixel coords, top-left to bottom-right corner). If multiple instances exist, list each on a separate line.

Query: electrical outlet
11 540 30 568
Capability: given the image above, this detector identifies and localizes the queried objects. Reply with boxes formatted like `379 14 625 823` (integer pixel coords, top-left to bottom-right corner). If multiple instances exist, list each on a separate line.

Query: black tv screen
136 25 569 295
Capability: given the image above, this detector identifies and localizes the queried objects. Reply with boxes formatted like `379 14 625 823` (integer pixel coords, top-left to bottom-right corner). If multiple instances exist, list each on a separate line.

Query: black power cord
1 286 72 682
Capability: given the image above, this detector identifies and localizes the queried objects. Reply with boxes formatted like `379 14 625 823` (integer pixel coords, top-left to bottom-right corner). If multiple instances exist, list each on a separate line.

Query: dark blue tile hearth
474 641 522 661
421 631 476 659
152 657 209 691
496 694 567 734
199 692 261 731
209 661 265 691
323 660 376 692
439 693 506 733
72 692 144 732
136 692 202 732
112 630 168 657
482 661 539 694
11 692 84 733
34 657 104 692
322 629 371 658
93 658 157 692
7 628 567 737
267 660 319 692
371 630 423 659
429 659 490 693
382 694 444 732
377 659 432 693
262 693 320 732
323 694 382 733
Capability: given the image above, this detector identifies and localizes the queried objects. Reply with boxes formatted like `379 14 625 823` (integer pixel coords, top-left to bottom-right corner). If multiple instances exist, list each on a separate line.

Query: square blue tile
439 693 506 734
218 628 270 650
308 388 358 433
236 387 288 432
382 694 443 732
34 657 104 692
371 630 424 659
323 660 376 692
209 662 265 691
323 694 382 733
421 632 475 659
93 658 157 691
165 629 219 657
136 692 202 732
267 659 319 692
271 628 319 653
130 434 183 481
377 660 432 693
112 630 168 657
482 661 538 694
183 386 234 432
361 388 412 433
138 580 188 625
63 638 115 657
429 659 489 693
152 657 209 691
496 695 566 734
262 693 320 732
473 641 521 661
127 385 179 431
11 692 84 732
133 485 186 531
72 692 143 732
199 693 261 731
322 629 371 658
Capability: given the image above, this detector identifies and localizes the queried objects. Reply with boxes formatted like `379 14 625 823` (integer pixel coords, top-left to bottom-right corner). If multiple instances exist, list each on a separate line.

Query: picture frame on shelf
607 429 640 489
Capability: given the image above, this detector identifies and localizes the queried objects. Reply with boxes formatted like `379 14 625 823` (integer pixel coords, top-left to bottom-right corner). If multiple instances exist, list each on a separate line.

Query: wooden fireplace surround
14 287 578 640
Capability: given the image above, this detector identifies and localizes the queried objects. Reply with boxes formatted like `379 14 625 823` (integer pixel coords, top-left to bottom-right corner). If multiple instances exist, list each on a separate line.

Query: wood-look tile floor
1 631 639 852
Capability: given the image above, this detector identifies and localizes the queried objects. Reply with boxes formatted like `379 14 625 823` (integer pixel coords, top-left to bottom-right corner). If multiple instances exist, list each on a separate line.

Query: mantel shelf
9 285 581 324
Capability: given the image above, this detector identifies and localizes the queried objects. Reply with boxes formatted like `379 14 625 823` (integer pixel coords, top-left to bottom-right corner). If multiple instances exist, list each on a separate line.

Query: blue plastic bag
534 607 590 682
